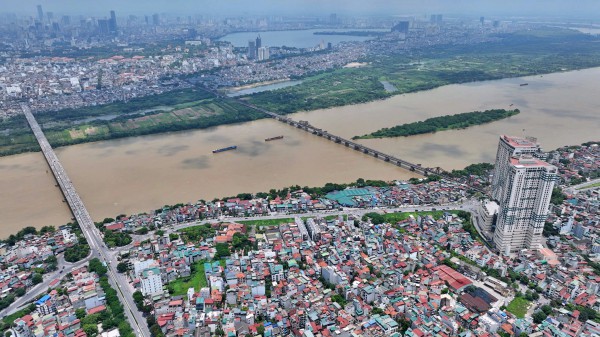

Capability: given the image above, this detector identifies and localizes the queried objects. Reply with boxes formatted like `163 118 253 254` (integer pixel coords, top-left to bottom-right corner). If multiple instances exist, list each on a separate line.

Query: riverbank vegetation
247 27 600 113
354 109 519 139
0 88 264 156
2 28 600 157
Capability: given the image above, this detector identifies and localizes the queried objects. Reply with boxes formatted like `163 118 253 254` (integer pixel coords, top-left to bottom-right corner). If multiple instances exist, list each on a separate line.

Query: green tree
541 305 553 315
83 324 98 336
32 273 43 285
75 308 87 319
169 233 179 241
89 258 108 276
215 243 230 258
257 324 265 336
15 287 26 297
532 311 547 324
117 262 129 273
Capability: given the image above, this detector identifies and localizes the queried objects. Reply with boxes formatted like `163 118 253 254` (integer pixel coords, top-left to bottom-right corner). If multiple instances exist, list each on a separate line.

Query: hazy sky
3 0 600 19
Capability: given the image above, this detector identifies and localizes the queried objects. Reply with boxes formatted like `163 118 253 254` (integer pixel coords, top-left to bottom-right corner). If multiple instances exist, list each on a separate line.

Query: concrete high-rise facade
37 5 44 22
109 10 117 33
491 135 543 202
491 135 557 255
247 40 256 59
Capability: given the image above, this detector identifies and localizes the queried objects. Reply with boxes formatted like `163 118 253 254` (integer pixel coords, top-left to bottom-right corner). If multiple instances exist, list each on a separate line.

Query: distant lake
218 29 386 49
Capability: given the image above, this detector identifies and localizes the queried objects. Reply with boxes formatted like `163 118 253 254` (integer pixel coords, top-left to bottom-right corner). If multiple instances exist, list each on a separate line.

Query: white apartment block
141 267 164 296
492 146 557 254
491 135 543 202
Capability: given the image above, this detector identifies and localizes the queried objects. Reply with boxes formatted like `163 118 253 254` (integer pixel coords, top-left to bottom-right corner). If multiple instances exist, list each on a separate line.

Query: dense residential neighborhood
0 2 599 336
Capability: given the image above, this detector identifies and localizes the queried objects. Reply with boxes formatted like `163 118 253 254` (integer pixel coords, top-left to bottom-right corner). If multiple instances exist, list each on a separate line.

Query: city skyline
4 0 600 18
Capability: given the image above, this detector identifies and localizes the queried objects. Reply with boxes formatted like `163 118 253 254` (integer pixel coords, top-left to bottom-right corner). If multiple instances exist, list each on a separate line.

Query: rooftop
502 135 539 148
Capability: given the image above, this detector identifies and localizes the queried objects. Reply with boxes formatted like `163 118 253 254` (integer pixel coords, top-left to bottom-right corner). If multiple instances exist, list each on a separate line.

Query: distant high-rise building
36 5 44 22
97 19 110 35
152 13 160 26
493 20 500 28
109 10 117 33
329 13 337 24
247 40 256 59
391 21 410 34
61 15 71 26
480 16 485 25
430 14 443 24
258 46 269 61
491 135 557 255
46 12 53 22
255 35 262 50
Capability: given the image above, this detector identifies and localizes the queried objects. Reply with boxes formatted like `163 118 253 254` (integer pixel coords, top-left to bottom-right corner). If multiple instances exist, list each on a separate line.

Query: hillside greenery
354 109 519 139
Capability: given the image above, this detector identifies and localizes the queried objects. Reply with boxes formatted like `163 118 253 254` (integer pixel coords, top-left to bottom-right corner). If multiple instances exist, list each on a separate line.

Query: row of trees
2 226 55 246
87 258 135 337
355 109 520 139
450 163 494 178
219 178 391 202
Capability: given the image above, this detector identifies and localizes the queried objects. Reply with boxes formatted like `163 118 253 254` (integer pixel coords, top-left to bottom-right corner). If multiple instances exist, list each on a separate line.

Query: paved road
564 178 600 194
156 199 480 234
21 104 150 337
0 253 91 318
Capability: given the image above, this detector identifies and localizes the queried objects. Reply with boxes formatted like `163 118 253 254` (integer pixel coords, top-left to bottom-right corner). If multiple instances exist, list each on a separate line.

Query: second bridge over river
227 94 446 176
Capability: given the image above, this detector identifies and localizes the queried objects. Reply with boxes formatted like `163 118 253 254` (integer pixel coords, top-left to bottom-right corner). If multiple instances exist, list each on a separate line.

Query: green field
248 28 600 114
364 210 456 225
167 260 207 296
237 218 295 227
506 297 531 318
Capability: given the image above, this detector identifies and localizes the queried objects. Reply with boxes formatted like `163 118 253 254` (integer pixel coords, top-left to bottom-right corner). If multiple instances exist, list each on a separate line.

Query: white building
140 267 163 296
257 47 269 61
491 135 543 202
492 137 557 255
478 200 499 233
133 259 159 277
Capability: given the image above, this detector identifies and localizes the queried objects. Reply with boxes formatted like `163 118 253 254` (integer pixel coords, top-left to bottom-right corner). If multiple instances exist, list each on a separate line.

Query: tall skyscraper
109 10 117 33
37 5 44 22
152 13 160 26
247 40 256 59
98 19 110 35
255 35 262 50
491 135 544 202
491 135 557 255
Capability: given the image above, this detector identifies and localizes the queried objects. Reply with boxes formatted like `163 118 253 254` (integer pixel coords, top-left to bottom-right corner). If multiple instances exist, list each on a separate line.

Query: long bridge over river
21 103 149 337
212 89 446 176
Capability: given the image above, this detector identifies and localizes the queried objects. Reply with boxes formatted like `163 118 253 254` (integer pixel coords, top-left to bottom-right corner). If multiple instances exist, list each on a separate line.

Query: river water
290 68 600 169
0 67 599 237
0 119 417 237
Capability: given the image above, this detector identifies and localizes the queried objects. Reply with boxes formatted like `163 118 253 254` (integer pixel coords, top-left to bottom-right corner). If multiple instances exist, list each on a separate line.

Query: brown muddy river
0 67 598 237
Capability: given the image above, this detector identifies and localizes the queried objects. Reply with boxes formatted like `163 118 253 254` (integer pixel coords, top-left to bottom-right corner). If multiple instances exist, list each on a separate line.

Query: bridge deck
228 95 445 176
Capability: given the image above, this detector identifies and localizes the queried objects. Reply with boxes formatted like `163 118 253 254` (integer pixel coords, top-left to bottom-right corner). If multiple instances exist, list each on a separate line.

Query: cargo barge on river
212 146 237 153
